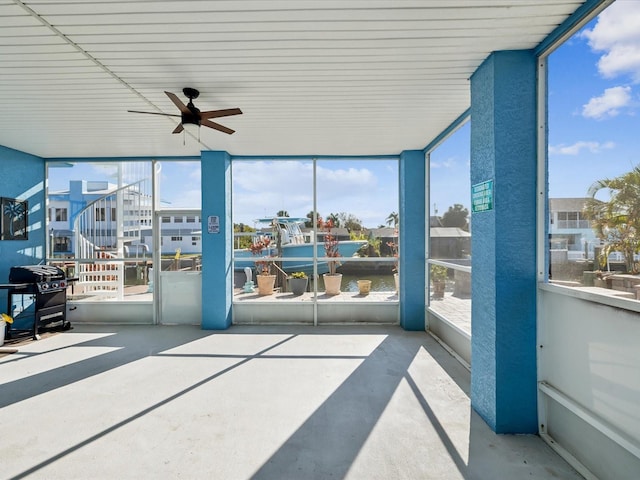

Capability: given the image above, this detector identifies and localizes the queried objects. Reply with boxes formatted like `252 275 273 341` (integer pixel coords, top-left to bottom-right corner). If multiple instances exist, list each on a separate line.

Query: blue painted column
470 51 538 433
200 151 233 329
399 149 426 330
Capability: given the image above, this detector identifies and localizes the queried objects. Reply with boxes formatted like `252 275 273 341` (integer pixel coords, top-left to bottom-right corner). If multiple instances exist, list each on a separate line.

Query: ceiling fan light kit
128 88 242 135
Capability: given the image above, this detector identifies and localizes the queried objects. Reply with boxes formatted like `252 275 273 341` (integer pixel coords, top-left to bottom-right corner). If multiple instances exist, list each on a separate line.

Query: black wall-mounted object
0 197 28 240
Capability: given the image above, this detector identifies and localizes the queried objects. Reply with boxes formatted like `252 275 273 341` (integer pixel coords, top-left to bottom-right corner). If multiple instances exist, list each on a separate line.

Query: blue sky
548 1 640 201
48 1 640 227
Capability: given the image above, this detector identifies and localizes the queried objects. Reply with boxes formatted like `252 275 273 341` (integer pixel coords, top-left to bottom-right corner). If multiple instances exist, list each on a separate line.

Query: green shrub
430 265 448 282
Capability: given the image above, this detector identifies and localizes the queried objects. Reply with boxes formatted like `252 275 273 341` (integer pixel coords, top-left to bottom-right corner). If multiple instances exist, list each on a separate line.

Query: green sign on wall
472 179 493 213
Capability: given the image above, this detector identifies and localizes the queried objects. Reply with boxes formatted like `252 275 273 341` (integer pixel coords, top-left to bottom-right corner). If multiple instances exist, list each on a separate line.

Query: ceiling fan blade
172 123 184 134
202 119 235 135
127 110 180 117
165 91 190 114
200 108 243 119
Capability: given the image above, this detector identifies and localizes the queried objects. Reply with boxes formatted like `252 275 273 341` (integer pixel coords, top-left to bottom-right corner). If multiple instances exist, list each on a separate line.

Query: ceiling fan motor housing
182 105 201 126
182 88 201 126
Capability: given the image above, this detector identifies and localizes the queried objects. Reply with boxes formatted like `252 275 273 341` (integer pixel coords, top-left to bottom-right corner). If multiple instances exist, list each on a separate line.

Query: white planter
324 273 342 295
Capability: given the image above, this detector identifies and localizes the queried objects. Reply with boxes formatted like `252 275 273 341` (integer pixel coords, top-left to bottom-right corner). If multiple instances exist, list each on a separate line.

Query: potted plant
288 271 308 295
357 279 372 295
594 270 613 289
321 217 342 295
1 313 13 346
430 264 447 300
251 236 276 295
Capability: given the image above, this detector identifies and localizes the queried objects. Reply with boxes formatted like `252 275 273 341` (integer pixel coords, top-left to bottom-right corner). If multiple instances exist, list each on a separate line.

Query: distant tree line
233 203 470 254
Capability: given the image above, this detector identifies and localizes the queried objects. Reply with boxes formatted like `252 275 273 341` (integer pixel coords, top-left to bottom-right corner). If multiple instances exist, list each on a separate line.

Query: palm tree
441 204 469 231
327 213 341 228
584 165 640 272
305 210 320 228
386 211 398 227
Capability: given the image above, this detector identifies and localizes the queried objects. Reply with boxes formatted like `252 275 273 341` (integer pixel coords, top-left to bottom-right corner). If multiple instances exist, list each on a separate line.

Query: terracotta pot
357 280 372 295
432 279 445 299
323 273 342 295
257 274 276 295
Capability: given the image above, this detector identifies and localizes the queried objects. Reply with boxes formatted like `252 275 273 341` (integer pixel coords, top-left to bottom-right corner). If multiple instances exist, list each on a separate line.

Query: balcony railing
556 220 591 229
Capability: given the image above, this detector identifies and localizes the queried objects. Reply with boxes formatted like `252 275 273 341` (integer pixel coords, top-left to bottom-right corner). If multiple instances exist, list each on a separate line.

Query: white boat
234 217 367 275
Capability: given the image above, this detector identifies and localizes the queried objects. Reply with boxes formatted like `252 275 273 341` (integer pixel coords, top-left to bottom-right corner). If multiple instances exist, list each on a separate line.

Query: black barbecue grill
3 265 71 340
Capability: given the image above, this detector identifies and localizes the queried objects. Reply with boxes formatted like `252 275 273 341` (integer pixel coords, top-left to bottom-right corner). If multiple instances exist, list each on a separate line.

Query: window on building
174 216 183 223
53 237 70 252
55 208 68 222
171 236 182 241
96 207 106 221
111 207 116 221
186 216 196 223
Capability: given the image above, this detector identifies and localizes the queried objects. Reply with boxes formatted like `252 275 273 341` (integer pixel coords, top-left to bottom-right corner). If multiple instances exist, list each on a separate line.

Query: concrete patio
1 324 581 480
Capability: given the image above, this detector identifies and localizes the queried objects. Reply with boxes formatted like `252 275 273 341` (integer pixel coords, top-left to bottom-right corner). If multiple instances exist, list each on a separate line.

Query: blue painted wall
200 151 233 329
399 150 426 330
0 145 46 313
470 50 538 433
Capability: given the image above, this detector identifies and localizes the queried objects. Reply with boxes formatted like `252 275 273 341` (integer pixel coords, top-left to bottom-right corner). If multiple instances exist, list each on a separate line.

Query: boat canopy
254 217 307 246
254 217 307 224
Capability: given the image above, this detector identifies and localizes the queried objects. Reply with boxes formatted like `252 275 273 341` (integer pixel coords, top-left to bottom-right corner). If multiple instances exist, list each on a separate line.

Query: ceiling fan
128 87 242 135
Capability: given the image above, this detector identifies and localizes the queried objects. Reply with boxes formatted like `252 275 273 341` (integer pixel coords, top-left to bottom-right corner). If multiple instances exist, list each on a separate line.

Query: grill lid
9 265 66 284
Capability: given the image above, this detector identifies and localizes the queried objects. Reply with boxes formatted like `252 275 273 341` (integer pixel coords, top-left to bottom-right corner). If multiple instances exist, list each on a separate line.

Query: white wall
538 285 640 479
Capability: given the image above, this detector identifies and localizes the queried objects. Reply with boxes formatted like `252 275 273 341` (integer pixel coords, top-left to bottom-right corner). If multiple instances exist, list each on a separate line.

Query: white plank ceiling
0 0 584 158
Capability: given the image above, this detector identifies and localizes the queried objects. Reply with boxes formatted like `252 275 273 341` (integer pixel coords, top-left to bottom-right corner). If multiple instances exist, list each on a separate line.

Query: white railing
556 220 591 229
426 259 473 368
73 177 152 300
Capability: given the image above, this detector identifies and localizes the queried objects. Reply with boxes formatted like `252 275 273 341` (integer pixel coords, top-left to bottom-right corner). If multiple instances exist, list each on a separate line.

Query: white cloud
231 160 395 227
581 1 640 82
582 86 632 119
158 162 201 206
430 157 456 169
549 140 615 155
316 165 376 197
168 188 201 208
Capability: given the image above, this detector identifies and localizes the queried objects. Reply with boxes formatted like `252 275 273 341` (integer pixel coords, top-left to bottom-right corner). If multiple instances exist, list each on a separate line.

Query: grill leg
32 312 41 341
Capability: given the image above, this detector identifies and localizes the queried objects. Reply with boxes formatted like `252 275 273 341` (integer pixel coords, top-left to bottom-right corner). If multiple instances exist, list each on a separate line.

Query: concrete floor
0 324 582 480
